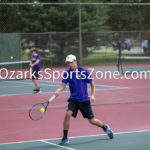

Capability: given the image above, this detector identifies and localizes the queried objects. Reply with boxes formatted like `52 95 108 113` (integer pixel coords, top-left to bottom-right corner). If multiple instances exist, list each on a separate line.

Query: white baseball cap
65 54 77 63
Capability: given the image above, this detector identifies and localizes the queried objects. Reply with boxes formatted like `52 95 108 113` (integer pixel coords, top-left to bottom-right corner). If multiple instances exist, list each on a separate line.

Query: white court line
4 80 128 89
4 80 60 87
5 80 128 89
0 85 30 88
42 81 129 90
0 80 128 97
41 140 76 150
0 129 150 146
99 84 128 88
0 87 128 97
0 90 69 97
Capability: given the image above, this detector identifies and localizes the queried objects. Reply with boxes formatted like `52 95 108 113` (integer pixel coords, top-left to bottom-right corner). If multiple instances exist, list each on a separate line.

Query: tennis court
0 130 150 150
0 65 150 150
1 2 150 150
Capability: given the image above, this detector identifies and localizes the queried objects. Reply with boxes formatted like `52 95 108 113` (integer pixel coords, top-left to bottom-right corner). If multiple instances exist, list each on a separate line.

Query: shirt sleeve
31 57 33 62
62 71 69 84
36 55 41 60
85 69 93 83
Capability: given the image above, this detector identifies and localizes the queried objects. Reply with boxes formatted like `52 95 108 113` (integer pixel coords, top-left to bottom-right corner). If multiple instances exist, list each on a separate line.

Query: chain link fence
1 3 150 68
1 31 150 67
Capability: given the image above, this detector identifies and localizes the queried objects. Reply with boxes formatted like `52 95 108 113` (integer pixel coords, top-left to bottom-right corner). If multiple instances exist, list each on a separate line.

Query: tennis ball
40 107 45 113
10 56 14 60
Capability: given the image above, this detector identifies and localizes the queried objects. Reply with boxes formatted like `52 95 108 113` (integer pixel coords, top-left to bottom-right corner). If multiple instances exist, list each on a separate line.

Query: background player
30 49 41 94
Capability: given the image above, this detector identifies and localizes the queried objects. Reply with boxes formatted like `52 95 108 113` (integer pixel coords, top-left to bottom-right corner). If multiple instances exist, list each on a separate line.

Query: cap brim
65 59 74 63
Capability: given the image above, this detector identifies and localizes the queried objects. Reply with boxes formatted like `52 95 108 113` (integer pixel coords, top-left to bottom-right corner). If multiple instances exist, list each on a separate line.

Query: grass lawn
22 49 150 67
83 52 150 66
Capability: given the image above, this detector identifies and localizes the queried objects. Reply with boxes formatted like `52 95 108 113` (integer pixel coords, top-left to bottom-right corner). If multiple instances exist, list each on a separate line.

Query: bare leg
63 110 73 130
32 79 39 89
59 110 73 145
88 118 114 139
88 118 103 128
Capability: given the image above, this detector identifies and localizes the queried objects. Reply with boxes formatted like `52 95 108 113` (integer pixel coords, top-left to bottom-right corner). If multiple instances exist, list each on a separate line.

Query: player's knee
65 111 73 118
88 118 95 125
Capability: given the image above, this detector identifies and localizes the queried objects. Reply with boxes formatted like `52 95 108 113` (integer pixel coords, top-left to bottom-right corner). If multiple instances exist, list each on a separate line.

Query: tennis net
118 56 150 74
0 61 30 81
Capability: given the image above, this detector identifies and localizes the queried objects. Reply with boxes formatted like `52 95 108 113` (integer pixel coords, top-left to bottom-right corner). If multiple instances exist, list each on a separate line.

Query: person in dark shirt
30 49 41 94
54 54 114 145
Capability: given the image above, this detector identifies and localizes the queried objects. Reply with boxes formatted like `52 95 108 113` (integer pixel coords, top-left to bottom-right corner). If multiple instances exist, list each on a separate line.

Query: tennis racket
29 95 56 121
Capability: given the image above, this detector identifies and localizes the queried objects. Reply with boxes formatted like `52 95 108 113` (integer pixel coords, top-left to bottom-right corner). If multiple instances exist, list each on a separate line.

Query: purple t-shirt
62 66 93 102
31 55 41 71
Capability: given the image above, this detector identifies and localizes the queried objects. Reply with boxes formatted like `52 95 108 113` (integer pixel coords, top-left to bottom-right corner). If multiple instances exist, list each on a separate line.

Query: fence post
78 3 83 66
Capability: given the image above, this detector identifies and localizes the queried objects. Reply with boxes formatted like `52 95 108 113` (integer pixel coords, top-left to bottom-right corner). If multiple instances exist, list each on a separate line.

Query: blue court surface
0 80 127 96
0 130 150 150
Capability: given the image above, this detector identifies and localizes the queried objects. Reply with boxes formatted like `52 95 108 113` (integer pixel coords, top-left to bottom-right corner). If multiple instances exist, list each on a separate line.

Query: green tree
107 0 150 54
0 0 111 65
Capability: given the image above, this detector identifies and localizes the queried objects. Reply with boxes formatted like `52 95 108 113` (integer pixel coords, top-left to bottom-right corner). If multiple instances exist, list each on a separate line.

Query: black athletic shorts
67 98 94 119
32 71 39 80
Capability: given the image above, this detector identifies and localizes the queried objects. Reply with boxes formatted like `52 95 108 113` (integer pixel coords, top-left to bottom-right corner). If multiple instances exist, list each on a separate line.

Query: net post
117 41 124 74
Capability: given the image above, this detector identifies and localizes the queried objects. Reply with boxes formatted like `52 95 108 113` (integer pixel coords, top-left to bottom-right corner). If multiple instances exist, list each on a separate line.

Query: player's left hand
89 96 95 102
30 64 34 67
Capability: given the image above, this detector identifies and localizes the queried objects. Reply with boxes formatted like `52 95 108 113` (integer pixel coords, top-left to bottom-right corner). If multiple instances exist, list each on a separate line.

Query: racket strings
29 103 45 121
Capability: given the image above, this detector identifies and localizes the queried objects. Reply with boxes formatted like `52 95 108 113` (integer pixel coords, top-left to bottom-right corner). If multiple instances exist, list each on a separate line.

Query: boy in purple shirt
55 54 114 145
30 49 41 94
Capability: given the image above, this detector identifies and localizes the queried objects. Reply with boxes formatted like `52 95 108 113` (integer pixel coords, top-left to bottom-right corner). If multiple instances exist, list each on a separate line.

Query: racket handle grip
48 95 56 102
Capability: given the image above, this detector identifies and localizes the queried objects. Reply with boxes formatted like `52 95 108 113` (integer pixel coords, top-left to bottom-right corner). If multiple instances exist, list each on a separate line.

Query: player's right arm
55 82 66 97
30 59 40 67
29 61 32 67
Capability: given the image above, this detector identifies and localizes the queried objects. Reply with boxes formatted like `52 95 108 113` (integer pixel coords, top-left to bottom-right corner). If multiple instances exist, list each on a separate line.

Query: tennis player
55 54 114 145
30 49 41 94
